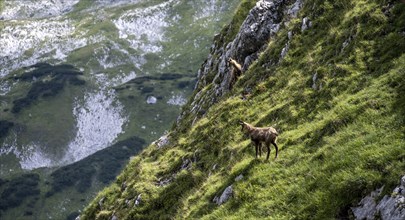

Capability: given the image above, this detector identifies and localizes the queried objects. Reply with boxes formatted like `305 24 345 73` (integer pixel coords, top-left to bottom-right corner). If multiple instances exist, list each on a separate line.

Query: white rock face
0 0 80 20
114 0 175 53
167 93 187 106
0 135 53 170
191 0 228 21
62 89 127 164
0 18 90 77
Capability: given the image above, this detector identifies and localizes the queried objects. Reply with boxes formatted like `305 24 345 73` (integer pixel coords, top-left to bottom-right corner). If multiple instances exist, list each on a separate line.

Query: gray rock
287 0 302 17
351 186 383 220
288 31 293 40
111 215 118 220
301 17 312 31
176 0 304 128
235 174 244 182
280 43 289 59
376 194 405 220
352 175 405 220
212 164 218 170
180 158 192 170
98 197 105 209
153 134 170 148
215 185 233 205
146 96 157 104
312 72 318 90
134 194 142 206
376 176 405 220
157 176 173 187
125 199 131 206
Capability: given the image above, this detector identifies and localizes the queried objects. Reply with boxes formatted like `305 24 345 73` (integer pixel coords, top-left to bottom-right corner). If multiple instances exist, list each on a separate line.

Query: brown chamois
228 58 243 89
238 120 279 160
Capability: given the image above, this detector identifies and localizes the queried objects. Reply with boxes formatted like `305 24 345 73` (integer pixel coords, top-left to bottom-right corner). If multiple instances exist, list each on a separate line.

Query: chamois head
238 120 249 133
228 58 238 65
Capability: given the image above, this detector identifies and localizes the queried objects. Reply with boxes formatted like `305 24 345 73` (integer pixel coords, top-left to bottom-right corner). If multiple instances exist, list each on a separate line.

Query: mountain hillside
0 1 241 219
82 0 405 219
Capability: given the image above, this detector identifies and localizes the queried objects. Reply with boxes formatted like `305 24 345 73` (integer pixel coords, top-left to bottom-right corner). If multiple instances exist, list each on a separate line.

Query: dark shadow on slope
0 120 14 139
11 63 85 114
47 136 145 196
0 174 40 214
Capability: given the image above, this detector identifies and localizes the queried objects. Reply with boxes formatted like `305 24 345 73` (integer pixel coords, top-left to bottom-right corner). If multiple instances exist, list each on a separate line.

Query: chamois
238 120 279 160
228 58 243 89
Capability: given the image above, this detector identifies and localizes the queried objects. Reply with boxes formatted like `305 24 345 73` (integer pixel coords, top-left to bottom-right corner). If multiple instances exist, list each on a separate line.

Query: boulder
153 134 170 148
352 175 405 220
213 185 233 205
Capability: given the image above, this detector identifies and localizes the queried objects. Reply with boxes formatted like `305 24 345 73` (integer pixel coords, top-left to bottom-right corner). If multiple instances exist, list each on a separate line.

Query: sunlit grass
81 1 405 219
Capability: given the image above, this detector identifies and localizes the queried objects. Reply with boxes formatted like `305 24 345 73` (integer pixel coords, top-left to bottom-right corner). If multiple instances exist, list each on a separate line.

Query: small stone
134 194 142 206
146 96 157 104
212 164 218 170
212 196 219 204
111 215 118 220
312 73 318 90
216 185 233 205
180 158 191 170
280 43 289 59
153 134 170 148
98 197 105 208
288 31 293 40
235 174 244 182
301 17 312 31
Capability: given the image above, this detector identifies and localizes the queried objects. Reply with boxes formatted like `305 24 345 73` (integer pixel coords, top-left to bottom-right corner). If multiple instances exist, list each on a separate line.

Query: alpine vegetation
81 0 405 219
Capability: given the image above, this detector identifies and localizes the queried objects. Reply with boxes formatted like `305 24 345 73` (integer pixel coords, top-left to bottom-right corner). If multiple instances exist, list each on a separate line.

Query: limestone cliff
176 0 303 128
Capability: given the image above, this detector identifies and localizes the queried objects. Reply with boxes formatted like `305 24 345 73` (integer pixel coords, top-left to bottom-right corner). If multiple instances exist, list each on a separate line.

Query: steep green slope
81 0 405 219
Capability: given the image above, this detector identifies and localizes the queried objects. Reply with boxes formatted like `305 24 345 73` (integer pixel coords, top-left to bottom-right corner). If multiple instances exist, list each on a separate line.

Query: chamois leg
258 142 263 158
254 141 259 159
272 141 279 159
265 143 271 161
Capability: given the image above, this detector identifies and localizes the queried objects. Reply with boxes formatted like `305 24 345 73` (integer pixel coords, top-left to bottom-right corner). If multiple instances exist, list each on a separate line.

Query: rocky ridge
352 175 405 220
176 0 303 127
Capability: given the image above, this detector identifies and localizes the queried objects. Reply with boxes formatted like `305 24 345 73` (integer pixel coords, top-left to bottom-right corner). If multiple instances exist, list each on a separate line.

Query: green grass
72 0 405 219
0 1 243 219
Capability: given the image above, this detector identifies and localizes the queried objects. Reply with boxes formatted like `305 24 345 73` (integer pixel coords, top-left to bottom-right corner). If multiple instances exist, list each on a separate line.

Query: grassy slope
81 0 405 219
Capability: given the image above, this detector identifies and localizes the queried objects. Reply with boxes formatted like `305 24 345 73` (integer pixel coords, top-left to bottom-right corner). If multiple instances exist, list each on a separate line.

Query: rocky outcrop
176 0 303 127
152 134 170 149
213 185 233 205
351 175 405 220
